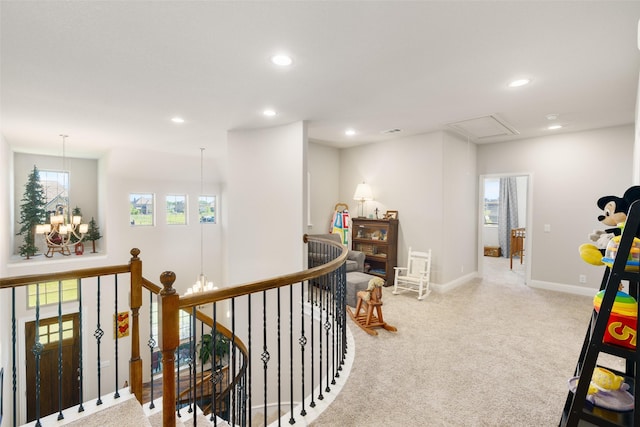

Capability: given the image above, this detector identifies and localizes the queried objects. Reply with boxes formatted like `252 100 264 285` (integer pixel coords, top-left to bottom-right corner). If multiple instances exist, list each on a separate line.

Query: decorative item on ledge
35 135 88 257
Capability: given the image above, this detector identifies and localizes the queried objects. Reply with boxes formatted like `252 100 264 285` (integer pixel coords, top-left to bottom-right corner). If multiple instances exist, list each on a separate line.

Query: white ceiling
1 1 639 160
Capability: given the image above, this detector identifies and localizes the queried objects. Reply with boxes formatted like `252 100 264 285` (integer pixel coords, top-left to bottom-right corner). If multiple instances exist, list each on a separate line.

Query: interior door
25 313 80 422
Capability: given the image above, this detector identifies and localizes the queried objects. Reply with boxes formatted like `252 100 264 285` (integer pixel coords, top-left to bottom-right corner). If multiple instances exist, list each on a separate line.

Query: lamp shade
353 183 373 201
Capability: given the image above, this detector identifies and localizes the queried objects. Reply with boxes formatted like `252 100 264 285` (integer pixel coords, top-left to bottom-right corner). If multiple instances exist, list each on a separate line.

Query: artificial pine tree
86 217 102 253
17 165 47 259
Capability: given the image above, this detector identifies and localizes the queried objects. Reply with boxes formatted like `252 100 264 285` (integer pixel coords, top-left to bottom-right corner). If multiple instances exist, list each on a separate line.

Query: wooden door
25 313 80 422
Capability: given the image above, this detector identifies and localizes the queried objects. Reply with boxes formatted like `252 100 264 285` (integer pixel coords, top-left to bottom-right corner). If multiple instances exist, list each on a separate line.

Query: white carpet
310 256 609 427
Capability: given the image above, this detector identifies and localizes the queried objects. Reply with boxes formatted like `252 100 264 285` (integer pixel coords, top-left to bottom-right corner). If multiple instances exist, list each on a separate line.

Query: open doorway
478 174 531 285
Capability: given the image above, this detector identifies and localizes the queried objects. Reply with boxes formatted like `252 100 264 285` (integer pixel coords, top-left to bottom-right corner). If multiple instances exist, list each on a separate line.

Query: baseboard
431 271 478 293
527 279 597 296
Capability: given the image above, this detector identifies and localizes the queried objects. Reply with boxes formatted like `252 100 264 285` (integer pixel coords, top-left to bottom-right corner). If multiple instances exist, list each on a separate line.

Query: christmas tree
17 165 47 259
86 217 102 253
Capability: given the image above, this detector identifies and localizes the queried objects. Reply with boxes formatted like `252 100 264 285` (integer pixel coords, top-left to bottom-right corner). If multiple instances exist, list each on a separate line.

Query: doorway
478 174 531 285
25 313 80 422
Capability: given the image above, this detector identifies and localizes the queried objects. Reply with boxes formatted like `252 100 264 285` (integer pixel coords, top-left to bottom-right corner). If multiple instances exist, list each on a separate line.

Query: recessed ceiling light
548 124 563 130
263 109 277 117
545 113 559 121
271 54 293 67
171 117 185 123
345 129 356 136
508 78 531 88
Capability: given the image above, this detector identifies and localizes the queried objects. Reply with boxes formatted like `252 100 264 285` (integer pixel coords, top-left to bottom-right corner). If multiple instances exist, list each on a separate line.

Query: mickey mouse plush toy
580 186 640 266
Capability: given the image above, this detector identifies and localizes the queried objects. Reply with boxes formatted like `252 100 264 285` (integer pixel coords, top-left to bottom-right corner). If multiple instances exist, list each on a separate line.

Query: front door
25 313 80 422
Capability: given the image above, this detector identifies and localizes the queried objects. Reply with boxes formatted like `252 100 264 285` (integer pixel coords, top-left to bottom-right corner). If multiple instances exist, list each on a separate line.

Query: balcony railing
0 234 348 426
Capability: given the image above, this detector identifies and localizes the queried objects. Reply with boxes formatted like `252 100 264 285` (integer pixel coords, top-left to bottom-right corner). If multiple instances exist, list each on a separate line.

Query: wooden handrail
178 234 347 309
0 264 132 289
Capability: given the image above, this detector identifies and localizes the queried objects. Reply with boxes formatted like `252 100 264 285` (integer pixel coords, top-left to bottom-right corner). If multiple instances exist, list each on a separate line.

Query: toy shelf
560 200 640 426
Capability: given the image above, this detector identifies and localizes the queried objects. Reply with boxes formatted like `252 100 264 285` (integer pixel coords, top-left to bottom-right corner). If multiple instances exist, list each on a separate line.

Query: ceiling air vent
446 114 519 140
382 128 402 134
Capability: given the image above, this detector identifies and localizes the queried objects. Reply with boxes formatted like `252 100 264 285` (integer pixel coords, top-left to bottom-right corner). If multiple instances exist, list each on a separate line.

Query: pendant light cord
200 148 205 277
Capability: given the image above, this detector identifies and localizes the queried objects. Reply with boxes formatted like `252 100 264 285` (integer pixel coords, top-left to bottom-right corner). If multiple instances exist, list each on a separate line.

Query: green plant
197 332 230 367
86 217 102 253
17 165 47 259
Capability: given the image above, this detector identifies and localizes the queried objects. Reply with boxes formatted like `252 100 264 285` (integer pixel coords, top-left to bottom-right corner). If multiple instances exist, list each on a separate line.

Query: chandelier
185 148 215 295
35 135 88 257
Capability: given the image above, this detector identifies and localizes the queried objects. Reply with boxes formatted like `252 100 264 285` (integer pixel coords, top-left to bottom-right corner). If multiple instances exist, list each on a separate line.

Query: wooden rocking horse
347 276 397 336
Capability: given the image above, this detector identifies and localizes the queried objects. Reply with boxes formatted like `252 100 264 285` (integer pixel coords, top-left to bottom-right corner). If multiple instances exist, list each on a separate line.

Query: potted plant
17 166 47 259
86 217 102 253
197 332 230 368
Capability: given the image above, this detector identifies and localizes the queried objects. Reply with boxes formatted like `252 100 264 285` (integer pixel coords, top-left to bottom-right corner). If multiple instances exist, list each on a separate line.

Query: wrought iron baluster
299 281 307 417
147 290 156 409
33 283 43 427
95 276 104 405
210 302 220 425
231 298 237 427
318 261 324 402
288 283 295 425
57 279 64 420
324 259 331 394
247 294 252 427
276 287 282 426
78 278 85 412
113 274 120 399
261 290 270 425
188 308 194 415
309 264 316 409
330 263 337 386
200 319 204 417
12 287 17 427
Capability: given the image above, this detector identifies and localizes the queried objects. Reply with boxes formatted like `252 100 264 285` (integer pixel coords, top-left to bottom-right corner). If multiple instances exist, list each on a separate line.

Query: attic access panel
446 114 519 140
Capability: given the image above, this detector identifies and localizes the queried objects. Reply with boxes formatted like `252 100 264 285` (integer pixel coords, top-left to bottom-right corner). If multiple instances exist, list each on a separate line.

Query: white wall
477 125 635 291
442 132 478 283
307 142 341 235
226 121 307 406
338 130 477 285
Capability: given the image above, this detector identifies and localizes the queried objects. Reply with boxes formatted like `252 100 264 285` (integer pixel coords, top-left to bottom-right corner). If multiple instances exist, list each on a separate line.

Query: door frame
477 172 533 284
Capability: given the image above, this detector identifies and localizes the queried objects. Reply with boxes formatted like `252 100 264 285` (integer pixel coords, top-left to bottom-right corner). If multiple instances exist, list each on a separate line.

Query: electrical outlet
579 275 587 284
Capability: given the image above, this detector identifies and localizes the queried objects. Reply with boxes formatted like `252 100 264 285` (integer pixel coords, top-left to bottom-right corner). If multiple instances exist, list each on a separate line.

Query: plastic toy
593 289 637 349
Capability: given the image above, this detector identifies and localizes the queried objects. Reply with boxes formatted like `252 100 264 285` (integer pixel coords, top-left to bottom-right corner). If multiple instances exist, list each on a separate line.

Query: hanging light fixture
185 148 215 295
35 135 88 257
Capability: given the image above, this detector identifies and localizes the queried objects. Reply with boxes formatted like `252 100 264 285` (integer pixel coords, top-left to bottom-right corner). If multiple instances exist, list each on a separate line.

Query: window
37 319 74 345
199 195 216 223
39 169 70 218
150 302 194 372
166 195 187 225
27 280 78 308
150 302 193 342
129 193 154 226
484 178 499 225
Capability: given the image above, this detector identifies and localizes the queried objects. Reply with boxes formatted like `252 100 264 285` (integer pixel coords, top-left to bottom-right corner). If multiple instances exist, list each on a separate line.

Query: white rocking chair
393 247 432 300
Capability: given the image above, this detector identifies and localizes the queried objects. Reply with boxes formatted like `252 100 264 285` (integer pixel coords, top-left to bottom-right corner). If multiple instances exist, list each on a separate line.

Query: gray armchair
308 233 373 307
311 233 365 272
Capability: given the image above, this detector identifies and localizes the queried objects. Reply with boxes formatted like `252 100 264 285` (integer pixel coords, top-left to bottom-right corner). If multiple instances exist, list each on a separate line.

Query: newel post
159 271 179 427
129 248 143 403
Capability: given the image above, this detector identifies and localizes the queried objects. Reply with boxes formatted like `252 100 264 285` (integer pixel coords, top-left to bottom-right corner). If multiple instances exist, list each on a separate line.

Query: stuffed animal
580 186 640 266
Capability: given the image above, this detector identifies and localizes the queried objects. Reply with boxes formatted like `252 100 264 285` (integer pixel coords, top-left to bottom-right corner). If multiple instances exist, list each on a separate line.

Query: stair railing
0 234 348 427
157 234 348 427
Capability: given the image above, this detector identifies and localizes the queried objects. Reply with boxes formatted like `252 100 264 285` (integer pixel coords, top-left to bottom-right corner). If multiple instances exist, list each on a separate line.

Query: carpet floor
310 256 613 427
